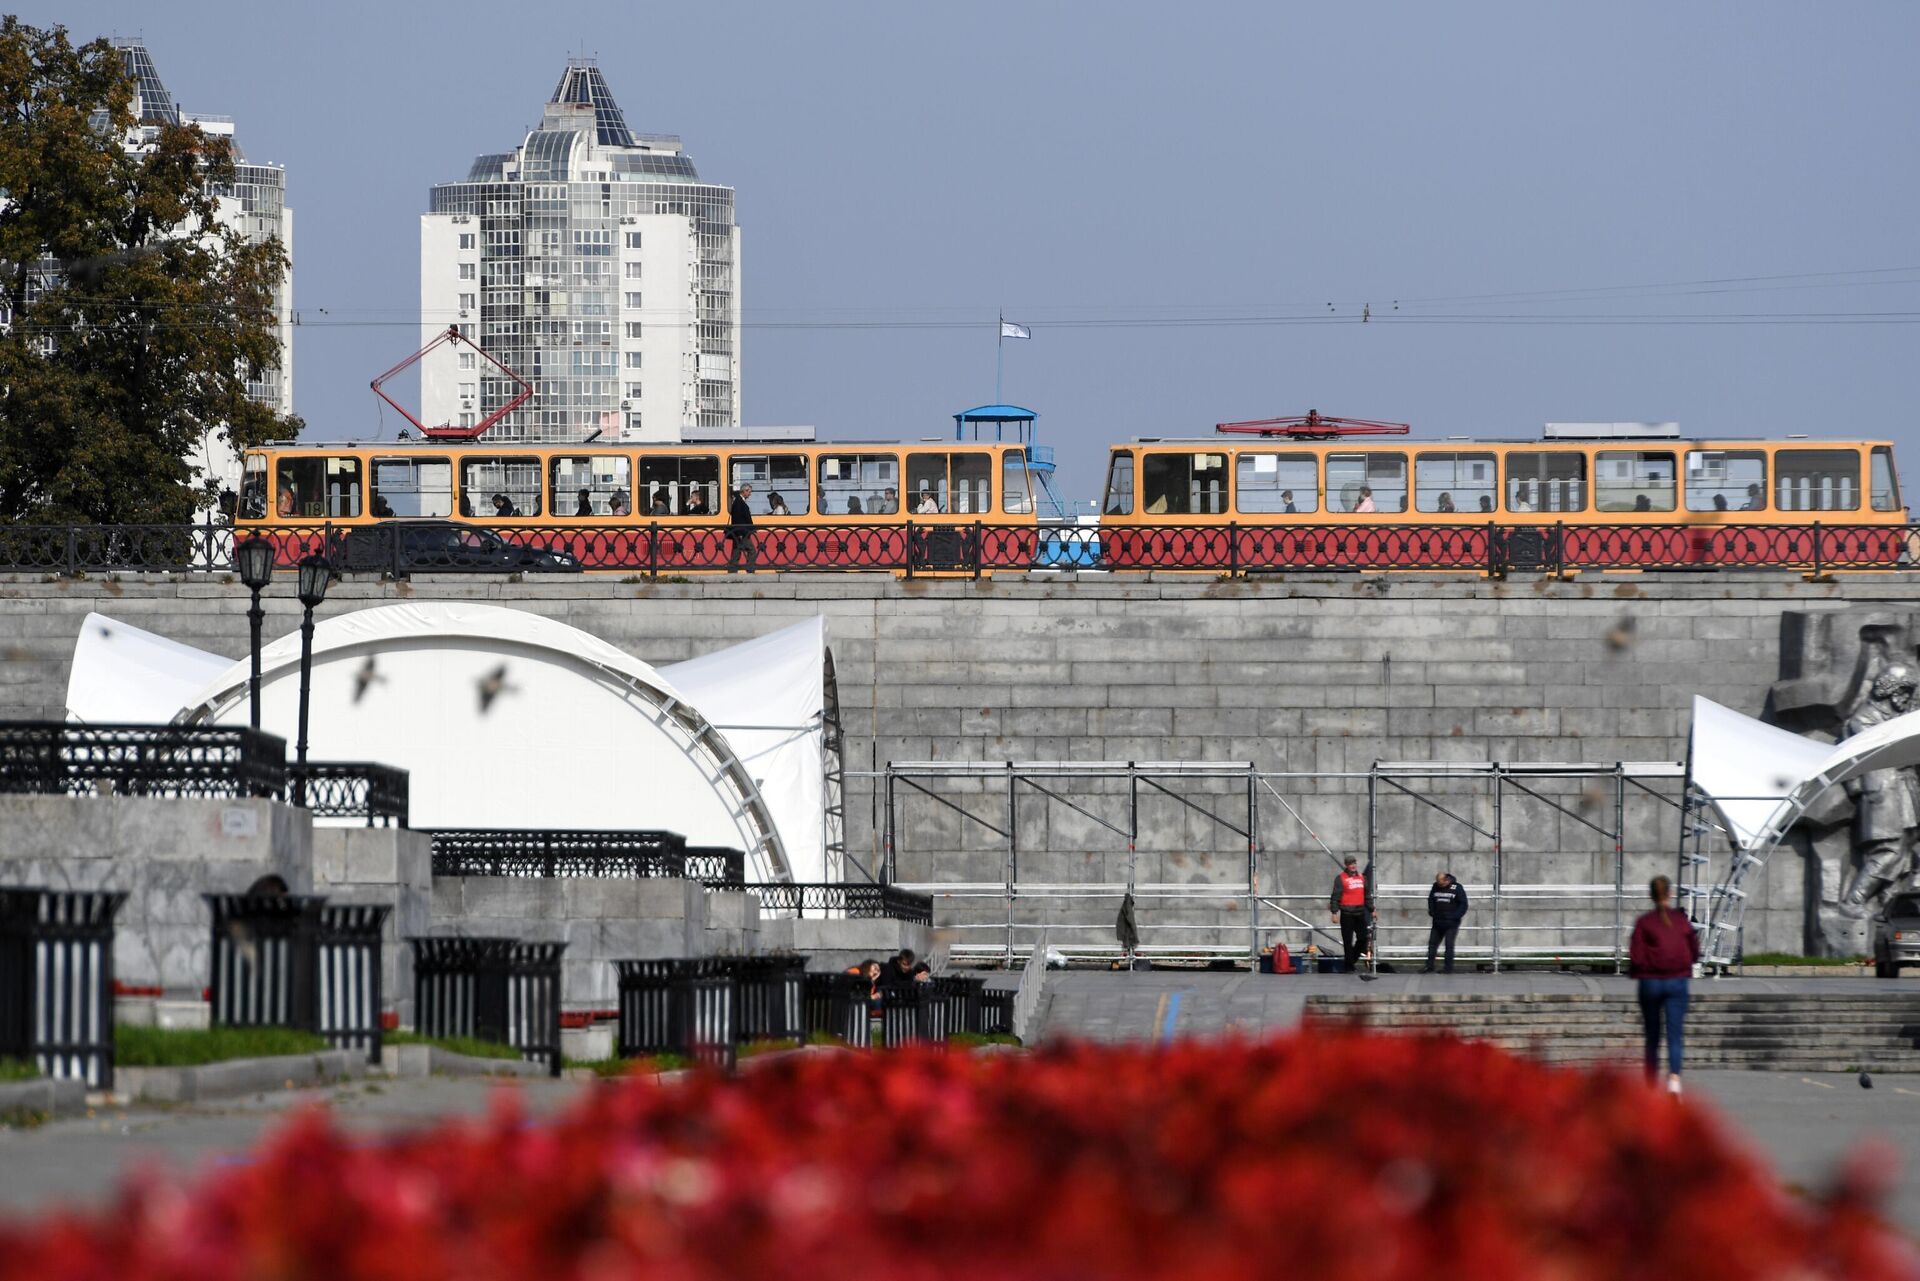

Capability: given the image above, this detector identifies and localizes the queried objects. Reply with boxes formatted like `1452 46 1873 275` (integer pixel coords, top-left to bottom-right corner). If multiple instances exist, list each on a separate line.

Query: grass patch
0 1057 39 1082
947 1032 1022 1048
115 1025 327 1067
386 1031 521 1061
569 1053 691 1076
0 1107 48 1129
738 1038 800 1059
1740 953 1869 967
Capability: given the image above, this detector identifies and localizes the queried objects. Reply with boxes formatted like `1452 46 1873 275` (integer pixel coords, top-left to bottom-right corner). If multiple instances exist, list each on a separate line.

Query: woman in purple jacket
1628 875 1701 1095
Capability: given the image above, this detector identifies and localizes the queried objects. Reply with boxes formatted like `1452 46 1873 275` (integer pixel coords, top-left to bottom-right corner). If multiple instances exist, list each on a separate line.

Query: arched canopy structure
1687 695 1920 963
171 603 792 882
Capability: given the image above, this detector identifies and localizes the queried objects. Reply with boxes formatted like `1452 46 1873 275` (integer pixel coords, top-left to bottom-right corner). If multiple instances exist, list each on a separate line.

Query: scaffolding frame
867 758 1687 967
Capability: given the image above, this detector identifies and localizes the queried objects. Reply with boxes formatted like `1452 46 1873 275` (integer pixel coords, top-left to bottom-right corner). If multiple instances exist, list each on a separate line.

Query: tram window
1002 453 1034 515
1685 450 1767 512
1872 447 1902 512
1235 452 1318 514
1103 453 1134 516
729 454 810 516
818 453 898 516
1326 452 1407 513
372 457 453 519
461 456 542 518
241 453 268 519
273 456 362 519
1414 452 1495 514
1595 451 1676 512
1142 452 1227 515
906 452 993 515
641 455 720 516
1505 451 1586 513
550 455 631 517
1776 449 1859 511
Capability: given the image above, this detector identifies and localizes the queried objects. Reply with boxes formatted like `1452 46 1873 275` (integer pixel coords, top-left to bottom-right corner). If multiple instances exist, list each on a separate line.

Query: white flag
1000 320 1031 340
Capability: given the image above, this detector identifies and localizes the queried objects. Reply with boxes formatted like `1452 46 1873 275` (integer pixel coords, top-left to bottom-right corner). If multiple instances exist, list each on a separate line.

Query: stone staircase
1304 992 1920 1073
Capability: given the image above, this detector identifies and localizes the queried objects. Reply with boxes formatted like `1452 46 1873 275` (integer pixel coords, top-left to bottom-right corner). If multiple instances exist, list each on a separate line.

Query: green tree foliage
0 18 300 524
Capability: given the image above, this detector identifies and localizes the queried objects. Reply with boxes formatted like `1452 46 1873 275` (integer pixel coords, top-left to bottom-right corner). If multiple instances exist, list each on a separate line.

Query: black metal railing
614 957 738 1070
5 518 1913 577
289 762 410 827
410 936 564 1076
206 893 324 1032
427 830 743 887
0 722 286 800
0 888 125 1088
802 971 873 1047
748 883 935 924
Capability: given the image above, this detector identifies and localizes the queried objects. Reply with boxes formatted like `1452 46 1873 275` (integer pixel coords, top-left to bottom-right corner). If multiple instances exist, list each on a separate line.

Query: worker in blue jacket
1423 871 1469 974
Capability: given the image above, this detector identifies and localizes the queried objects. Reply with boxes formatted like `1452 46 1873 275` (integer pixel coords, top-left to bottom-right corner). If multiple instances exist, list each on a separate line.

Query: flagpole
996 311 1004 404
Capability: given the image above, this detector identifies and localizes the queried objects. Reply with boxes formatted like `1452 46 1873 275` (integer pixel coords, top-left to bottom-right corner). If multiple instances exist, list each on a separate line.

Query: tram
1097 424 1908 570
236 439 1041 572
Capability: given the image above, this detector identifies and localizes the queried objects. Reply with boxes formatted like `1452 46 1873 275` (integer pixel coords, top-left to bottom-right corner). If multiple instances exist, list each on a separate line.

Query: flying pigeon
476 663 516 714
351 656 384 704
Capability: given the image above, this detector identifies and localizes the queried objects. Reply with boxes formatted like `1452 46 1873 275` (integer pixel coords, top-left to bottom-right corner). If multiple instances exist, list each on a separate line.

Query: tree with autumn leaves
0 17 300 524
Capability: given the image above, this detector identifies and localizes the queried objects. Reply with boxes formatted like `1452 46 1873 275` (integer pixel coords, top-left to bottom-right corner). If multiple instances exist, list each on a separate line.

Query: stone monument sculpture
1769 609 1920 952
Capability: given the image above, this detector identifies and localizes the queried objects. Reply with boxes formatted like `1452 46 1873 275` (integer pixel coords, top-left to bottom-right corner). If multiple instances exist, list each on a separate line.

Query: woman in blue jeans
1628 875 1701 1095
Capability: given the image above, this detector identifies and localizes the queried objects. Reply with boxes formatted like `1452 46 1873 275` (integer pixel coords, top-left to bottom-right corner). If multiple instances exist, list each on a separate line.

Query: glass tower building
421 60 740 443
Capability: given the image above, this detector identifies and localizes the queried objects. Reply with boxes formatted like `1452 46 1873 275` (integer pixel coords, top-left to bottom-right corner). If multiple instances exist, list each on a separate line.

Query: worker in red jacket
1628 874 1700 1095
1327 855 1373 973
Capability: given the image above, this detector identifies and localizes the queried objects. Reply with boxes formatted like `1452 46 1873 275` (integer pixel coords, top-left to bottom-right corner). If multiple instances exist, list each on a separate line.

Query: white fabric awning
1687 694 1920 851
65 613 234 725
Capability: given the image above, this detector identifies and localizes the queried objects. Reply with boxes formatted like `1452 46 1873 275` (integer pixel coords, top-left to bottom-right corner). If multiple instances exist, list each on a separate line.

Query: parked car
1871 892 1920 978
336 522 581 574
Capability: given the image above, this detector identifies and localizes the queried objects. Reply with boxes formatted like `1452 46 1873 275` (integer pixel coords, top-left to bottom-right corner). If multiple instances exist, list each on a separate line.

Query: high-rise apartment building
116 39 295 487
420 60 740 443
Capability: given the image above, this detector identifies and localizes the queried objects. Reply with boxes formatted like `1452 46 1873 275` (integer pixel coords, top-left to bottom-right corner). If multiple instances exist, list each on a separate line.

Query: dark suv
336 522 581 574
1872 892 1920 978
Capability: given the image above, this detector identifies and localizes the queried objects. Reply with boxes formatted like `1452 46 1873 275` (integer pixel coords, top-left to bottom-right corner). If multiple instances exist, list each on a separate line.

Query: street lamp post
292 555 331 808
235 537 275 732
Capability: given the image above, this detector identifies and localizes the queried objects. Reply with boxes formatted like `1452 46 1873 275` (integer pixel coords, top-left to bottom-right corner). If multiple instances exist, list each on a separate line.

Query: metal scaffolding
869 758 1686 968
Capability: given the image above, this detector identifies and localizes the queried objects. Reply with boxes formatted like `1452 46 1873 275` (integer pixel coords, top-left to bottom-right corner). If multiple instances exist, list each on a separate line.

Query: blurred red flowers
1 1029 1911 1280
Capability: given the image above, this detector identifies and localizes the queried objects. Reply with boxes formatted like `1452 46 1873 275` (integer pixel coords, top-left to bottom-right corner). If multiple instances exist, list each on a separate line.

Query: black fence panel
725 955 806 1043
932 974 987 1035
0 723 287 800
978 989 1015 1037
206 894 324 1032
316 905 390 1064
507 943 565 1077
803 972 873 1048
410 936 517 1047
0 888 124 1088
613 958 737 1070
747 883 934 924
682 847 749 887
879 984 933 1046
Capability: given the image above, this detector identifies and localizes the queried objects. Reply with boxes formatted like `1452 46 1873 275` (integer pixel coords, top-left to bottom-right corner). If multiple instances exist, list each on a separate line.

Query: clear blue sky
37 0 1920 499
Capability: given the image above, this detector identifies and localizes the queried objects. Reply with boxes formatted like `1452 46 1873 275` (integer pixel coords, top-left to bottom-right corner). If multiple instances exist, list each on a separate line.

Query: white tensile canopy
1687 694 1920 851
65 606 842 884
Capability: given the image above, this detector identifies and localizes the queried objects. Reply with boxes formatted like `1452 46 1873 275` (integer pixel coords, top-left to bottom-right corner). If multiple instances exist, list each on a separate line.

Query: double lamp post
235 538 331 808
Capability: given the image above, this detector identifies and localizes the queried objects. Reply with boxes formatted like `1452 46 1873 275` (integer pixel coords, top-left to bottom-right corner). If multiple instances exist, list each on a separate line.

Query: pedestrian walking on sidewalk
1628 875 1700 1095
1423 871 1469 973
1329 856 1373 973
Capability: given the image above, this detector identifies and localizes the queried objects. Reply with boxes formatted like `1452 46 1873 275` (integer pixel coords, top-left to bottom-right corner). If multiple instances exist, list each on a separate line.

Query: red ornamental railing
0 520 1909 576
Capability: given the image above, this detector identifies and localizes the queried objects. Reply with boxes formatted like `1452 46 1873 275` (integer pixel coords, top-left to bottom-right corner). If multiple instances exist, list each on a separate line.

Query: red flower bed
1 1030 1910 1280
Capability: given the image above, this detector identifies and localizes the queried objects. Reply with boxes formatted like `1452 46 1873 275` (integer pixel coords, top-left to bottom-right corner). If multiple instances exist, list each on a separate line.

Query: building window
624 262 643 279
458 262 476 280
1685 449 1768 512
458 232 475 250
624 351 643 369
1414 451 1496 514
625 322 644 339
1595 451 1677 512
1235 452 1318 514
458 352 476 370
626 383 643 400
458 293 475 311
624 231 642 249
624 292 643 310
